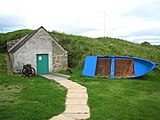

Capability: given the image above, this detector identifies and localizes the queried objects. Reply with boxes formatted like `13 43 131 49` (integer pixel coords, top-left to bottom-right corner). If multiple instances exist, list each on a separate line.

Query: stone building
7 26 68 74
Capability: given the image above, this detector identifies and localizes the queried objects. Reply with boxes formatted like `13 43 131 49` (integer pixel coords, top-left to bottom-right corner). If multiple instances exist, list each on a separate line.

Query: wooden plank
115 59 134 78
96 58 111 77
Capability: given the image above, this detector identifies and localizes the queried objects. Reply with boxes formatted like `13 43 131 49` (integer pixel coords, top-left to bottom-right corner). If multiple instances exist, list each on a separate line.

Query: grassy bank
50 31 160 69
0 54 67 120
0 29 159 69
0 28 160 120
66 70 160 120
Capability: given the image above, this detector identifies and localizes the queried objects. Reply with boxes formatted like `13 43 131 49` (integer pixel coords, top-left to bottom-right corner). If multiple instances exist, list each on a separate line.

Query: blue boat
82 56 158 78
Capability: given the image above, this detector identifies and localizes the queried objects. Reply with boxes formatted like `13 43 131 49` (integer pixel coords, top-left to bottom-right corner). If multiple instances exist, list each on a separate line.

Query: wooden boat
82 56 158 78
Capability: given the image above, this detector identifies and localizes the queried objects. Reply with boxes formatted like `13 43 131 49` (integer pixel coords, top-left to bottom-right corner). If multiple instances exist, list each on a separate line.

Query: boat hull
82 56 158 78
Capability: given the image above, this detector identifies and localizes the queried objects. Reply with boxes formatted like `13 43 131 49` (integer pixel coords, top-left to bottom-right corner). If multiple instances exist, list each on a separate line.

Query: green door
37 54 49 74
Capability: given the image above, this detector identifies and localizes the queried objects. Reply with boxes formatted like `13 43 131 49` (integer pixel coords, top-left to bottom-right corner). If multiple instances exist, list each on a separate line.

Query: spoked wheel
22 67 27 77
21 64 36 77
30 67 35 76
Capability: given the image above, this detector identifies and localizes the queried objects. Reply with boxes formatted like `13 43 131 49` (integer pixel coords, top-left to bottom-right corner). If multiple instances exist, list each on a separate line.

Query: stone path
41 74 90 120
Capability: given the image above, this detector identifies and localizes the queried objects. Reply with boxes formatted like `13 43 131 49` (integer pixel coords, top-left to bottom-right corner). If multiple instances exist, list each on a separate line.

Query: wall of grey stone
52 39 68 72
8 53 14 69
8 27 68 73
12 28 53 73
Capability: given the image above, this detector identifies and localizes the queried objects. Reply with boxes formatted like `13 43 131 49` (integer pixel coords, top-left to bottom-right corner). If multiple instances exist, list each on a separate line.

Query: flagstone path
41 74 90 120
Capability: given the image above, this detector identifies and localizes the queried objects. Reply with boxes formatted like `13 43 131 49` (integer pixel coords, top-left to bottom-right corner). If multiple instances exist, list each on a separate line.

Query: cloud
60 25 98 34
116 27 160 45
0 0 160 45
120 27 160 37
110 0 160 45
131 38 160 45
116 35 160 45
0 15 26 32
123 0 160 21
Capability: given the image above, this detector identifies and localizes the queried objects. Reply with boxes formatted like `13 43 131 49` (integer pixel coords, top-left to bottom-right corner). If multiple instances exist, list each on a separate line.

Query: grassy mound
0 29 160 120
0 29 159 69
0 54 67 120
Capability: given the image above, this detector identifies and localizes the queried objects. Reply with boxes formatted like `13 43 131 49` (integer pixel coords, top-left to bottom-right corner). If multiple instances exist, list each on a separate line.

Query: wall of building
52 39 68 72
12 28 53 73
8 52 14 70
10 28 68 73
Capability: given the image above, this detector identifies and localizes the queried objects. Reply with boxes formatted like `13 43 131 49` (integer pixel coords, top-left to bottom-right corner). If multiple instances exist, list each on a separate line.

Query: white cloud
0 0 160 45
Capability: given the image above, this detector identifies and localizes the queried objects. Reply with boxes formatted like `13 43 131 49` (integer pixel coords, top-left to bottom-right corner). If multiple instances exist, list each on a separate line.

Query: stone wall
7 38 21 51
8 27 68 73
52 40 68 72
12 28 53 73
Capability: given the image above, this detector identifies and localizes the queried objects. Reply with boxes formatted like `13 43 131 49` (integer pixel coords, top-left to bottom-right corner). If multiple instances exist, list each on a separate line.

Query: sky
0 0 160 45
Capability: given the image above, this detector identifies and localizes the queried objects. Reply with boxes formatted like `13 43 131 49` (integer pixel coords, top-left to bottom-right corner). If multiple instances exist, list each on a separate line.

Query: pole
104 12 106 37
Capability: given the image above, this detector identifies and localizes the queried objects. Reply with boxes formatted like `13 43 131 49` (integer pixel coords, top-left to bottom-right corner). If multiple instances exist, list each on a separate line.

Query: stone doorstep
40 75 65 81
50 77 68 81
67 93 88 99
40 75 52 79
49 114 75 120
52 73 71 79
65 98 88 105
41 74 68 81
64 105 90 114
63 113 90 120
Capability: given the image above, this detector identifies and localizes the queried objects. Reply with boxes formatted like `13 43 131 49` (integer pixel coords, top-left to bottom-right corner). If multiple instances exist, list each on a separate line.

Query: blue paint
82 56 158 78
134 58 158 78
110 57 115 78
82 56 98 77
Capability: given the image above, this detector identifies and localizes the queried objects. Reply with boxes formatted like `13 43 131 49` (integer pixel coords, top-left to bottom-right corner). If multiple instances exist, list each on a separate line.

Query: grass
0 54 67 120
60 69 160 120
50 33 160 69
1 29 159 69
0 28 160 119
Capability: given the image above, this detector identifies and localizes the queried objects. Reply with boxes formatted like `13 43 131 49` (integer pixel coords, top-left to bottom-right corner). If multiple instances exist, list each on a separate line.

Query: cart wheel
22 68 27 77
31 67 35 76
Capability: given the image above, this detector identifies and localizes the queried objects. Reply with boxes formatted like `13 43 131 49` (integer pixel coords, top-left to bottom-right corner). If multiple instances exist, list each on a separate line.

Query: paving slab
68 88 87 93
41 74 68 81
64 105 90 114
63 113 90 120
65 98 87 105
41 74 90 120
49 114 75 120
52 77 68 81
56 82 86 89
67 93 88 99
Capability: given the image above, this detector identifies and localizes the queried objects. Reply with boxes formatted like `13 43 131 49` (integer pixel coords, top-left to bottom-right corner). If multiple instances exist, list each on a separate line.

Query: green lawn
0 54 67 120
1 27 160 120
1 52 160 120
67 70 160 120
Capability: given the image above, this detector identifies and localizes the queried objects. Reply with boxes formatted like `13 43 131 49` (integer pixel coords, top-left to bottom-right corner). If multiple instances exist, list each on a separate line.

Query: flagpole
104 12 106 37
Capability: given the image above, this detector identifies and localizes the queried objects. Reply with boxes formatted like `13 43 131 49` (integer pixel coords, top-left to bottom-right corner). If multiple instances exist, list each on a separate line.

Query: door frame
36 54 49 74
